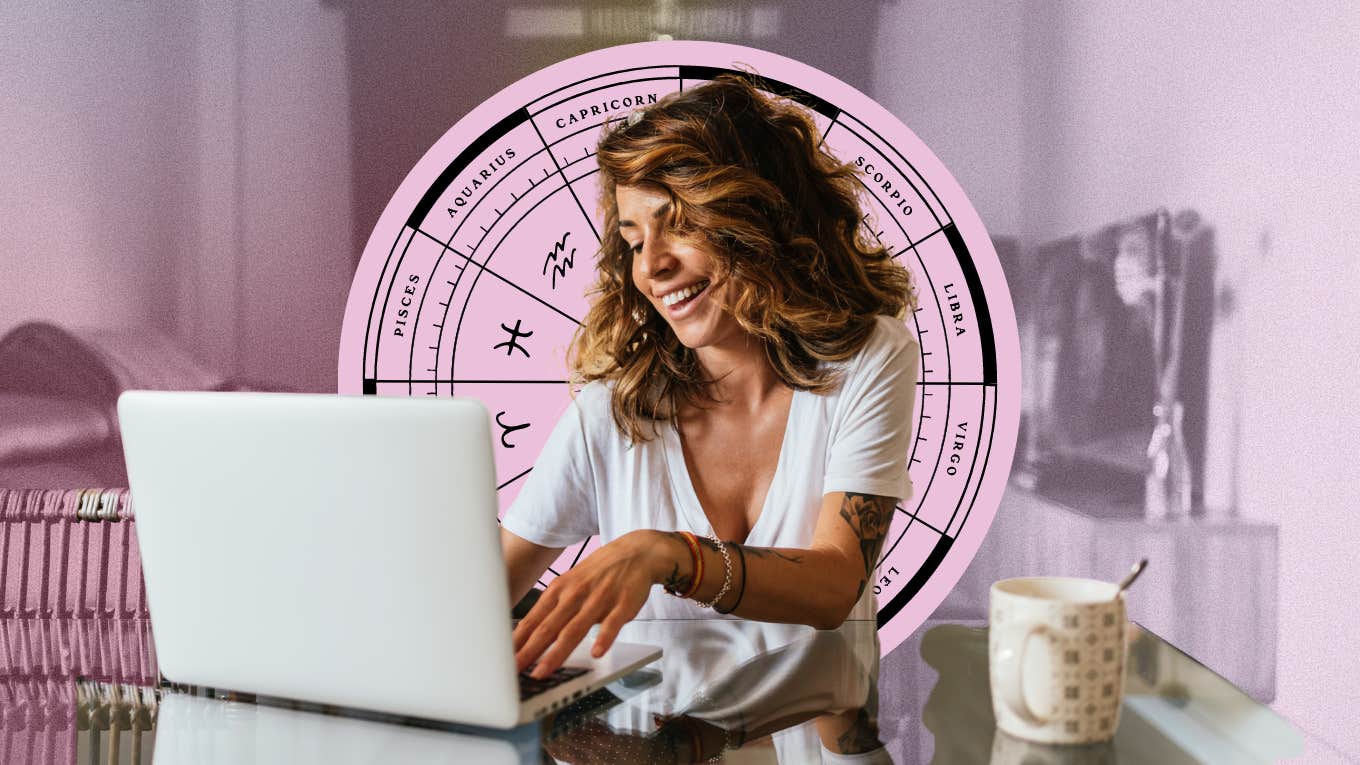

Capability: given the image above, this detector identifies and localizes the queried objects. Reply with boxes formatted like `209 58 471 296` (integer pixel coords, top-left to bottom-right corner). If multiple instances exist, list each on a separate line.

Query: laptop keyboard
519 665 589 701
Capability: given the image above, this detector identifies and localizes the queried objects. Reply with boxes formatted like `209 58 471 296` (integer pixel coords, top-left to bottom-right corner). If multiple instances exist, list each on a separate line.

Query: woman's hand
513 530 683 679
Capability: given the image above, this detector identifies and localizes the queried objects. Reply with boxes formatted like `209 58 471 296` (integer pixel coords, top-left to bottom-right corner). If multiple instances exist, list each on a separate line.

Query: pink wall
0 5 195 334
235 4 352 391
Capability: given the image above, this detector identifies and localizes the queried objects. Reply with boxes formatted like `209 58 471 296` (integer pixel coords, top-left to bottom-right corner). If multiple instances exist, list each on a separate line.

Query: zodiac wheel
338 41 1021 654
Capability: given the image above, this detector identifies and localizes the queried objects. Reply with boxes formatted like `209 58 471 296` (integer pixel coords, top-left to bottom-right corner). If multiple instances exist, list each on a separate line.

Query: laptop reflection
153 693 533 764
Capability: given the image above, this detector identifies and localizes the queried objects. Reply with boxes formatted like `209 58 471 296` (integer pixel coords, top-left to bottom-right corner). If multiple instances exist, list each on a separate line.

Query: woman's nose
636 233 677 278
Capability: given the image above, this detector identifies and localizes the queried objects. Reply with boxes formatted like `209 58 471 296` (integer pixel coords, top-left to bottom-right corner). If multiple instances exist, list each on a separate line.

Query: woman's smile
657 279 712 317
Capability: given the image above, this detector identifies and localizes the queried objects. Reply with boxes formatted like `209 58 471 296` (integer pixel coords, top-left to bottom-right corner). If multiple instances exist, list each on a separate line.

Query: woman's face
617 183 743 351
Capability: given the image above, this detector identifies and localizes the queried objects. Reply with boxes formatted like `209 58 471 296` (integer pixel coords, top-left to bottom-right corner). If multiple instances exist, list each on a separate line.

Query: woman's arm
513 490 895 678
501 527 564 608
684 491 895 626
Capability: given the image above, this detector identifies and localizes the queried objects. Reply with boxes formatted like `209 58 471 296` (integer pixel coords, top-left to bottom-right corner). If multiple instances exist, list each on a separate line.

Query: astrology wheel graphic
337 41 1021 654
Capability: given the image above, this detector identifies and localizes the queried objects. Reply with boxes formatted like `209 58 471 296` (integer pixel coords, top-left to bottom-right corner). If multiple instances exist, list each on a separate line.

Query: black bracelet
716 543 747 615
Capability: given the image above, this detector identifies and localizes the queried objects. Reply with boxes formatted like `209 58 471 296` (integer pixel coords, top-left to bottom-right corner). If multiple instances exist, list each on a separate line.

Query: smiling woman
500 74 920 685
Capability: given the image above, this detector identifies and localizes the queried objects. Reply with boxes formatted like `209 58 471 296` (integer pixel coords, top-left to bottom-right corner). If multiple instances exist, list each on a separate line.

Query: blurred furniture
1022 210 1216 513
0 488 151 622
0 322 272 488
0 488 157 764
976 211 1278 700
939 482 1278 703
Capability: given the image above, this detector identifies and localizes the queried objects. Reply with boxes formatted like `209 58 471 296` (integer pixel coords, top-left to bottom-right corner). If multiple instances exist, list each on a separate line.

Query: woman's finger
531 606 604 678
514 598 578 671
512 585 557 651
591 606 631 658
515 618 563 673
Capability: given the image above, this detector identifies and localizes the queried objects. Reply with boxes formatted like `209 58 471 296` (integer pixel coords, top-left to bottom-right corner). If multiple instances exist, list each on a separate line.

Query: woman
503 74 919 682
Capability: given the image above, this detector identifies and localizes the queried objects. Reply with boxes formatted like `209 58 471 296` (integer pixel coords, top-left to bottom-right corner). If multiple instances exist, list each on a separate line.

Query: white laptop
118 391 660 729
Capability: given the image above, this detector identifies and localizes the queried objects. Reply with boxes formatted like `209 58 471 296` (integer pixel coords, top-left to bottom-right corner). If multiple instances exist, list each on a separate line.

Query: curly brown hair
571 73 916 442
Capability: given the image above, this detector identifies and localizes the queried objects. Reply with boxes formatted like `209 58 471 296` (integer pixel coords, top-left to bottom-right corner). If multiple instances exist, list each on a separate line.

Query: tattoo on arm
838 492 895 578
735 545 804 564
664 532 804 564
662 563 692 595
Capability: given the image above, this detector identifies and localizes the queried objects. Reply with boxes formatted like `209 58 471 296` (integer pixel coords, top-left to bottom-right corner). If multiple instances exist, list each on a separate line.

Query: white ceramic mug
989 577 1127 745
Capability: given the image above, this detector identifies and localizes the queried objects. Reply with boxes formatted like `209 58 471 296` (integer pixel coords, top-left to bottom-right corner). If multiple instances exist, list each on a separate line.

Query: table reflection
549 619 889 763
0 616 1318 763
153 693 533 764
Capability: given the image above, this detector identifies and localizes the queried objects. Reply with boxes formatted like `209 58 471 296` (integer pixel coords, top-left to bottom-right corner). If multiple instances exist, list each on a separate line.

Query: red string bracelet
677 531 704 600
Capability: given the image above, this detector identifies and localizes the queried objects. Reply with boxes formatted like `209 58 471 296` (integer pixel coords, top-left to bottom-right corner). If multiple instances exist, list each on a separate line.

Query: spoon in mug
1116 558 1148 598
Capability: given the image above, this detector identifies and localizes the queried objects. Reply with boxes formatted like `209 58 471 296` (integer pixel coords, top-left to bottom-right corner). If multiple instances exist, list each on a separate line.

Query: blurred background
2 1 1357 756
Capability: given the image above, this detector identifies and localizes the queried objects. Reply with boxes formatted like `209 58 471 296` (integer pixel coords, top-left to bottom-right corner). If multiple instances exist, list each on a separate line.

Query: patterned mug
989 577 1127 745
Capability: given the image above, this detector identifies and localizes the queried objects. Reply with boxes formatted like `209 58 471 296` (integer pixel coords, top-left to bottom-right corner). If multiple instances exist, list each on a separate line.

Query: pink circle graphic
337 41 1021 655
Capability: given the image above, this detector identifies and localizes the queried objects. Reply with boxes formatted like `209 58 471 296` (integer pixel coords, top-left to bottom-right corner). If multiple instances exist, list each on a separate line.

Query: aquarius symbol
493 319 533 358
495 411 530 448
542 231 575 289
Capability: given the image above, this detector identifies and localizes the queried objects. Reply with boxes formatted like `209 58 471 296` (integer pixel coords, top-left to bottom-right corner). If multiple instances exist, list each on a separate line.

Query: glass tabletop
0 615 1331 763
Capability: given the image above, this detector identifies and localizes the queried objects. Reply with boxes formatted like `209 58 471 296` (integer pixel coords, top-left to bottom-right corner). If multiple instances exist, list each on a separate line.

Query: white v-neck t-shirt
501 314 919 619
